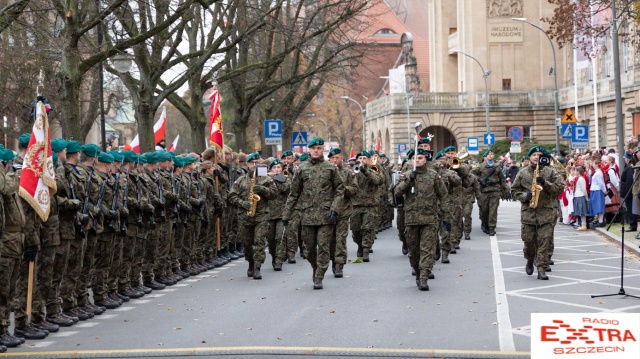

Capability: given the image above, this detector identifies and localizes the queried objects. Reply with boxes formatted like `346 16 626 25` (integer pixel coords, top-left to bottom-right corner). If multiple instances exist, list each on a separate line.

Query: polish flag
130 134 140 154
349 147 355 159
153 107 167 145
168 135 180 152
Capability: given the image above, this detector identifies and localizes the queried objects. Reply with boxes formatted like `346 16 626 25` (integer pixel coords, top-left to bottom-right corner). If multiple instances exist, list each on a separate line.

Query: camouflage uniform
76 162 101 309
107 171 128 297
92 170 117 303
472 160 508 233
351 166 384 256
331 164 357 265
511 163 564 274
283 156 344 280
158 170 179 280
266 175 290 266
182 171 202 271
119 168 146 294
134 170 155 289
449 165 468 248
462 173 481 238
142 168 163 284
434 166 459 257
394 164 449 285
202 170 224 264
173 171 188 272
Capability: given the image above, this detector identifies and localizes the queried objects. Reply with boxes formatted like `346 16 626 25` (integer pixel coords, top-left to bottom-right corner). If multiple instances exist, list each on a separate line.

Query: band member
434 150 459 263
394 149 449 291
283 138 344 289
510 146 564 280
265 159 290 271
472 148 508 236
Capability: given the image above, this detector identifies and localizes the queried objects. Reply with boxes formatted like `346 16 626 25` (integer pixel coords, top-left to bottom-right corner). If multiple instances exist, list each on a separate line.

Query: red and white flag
209 89 224 150
129 134 140 154
153 107 167 145
19 101 56 221
168 135 180 153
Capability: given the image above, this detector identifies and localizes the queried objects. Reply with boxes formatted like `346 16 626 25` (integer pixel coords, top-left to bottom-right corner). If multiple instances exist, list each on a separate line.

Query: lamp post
340 96 366 150
380 76 411 147
513 17 561 155
454 49 491 135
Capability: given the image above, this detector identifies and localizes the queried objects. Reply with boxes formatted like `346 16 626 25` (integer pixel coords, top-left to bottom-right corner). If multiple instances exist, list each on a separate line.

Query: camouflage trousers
60 236 86 311
450 204 463 247
130 230 147 288
405 224 438 280
13 257 40 328
35 240 70 319
478 191 500 228
156 220 174 277
173 222 185 270
107 234 124 294
181 221 196 268
267 219 286 265
203 216 217 262
46 240 70 315
462 201 474 235
0 256 20 333
351 206 376 252
522 222 553 271
302 224 332 279
239 221 269 266
93 232 115 301
227 210 239 248
397 209 406 245
77 232 98 307
192 219 204 265
329 218 349 265
222 209 233 250
439 222 451 255
285 211 301 258
143 226 160 282
118 235 137 292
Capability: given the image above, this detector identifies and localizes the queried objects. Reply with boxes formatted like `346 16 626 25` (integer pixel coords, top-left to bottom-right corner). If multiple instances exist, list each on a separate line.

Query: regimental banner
488 23 523 43
531 313 640 359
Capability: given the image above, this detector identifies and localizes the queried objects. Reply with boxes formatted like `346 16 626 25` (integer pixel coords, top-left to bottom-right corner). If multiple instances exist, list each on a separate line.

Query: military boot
356 244 363 258
401 242 408 255
14 323 47 340
544 266 552 272
313 277 323 290
247 263 255 277
464 233 471 240
46 313 75 327
273 262 282 271
549 259 554 265
454 244 460 250
236 243 245 255
525 258 534 275
449 248 457 254
362 250 370 262
287 254 296 264
537 270 549 280
334 264 344 278
0 333 22 348
32 319 59 333
428 272 435 279
441 252 450 264
253 266 262 280
489 227 496 236
418 278 429 291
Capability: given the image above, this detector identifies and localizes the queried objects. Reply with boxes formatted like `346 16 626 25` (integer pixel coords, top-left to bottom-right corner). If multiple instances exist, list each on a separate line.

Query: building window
374 28 397 36
502 79 511 91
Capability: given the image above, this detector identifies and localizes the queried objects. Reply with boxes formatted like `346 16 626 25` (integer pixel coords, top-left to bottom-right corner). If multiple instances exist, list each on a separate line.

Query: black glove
409 171 417 181
69 199 82 210
442 221 452 232
213 169 221 177
23 245 38 262
282 218 289 227
253 185 268 195
329 209 338 224
524 192 533 203
536 177 545 186
241 201 251 210
198 197 205 207
109 210 119 219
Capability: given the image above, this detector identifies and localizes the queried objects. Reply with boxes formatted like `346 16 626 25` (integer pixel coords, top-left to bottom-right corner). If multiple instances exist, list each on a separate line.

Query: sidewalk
593 222 640 256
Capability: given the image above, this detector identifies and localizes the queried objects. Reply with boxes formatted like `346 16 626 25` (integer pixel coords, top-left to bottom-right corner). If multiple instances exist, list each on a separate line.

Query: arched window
374 28 397 36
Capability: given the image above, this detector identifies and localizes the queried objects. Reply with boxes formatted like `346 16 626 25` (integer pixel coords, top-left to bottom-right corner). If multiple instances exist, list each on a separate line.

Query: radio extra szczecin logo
531 313 639 358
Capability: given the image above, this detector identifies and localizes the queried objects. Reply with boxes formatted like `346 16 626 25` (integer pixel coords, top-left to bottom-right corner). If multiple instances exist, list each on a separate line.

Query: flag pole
214 147 221 251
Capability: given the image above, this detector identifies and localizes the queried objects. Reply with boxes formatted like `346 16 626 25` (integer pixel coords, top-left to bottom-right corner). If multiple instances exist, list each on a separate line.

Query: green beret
168 152 177 159
181 155 195 165
444 146 456 153
307 137 324 148
527 146 545 157
402 159 408 166
269 159 282 169
356 150 371 158
143 152 160 164
98 152 114 164
328 148 342 158
66 140 82 154
418 137 431 144
52 152 59 165
416 148 428 156
81 144 101 157
138 155 147 165
435 150 446 160
371 150 379 155
559 158 566 164
122 150 138 163
417 149 434 161
0 149 15 162
299 153 309 162
379 154 387 158
51 138 68 153
407 149 415 160
18 133 31 147
109 150 123 162
247 152 260 162
173 157 184 167
281 150 293 158
156 151 172 162
482 148 493 158
0 144 4 150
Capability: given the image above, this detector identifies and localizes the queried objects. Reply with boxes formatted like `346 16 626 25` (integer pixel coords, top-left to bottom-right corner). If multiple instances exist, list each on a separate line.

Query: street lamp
111 51 134 74
340 96 366 150
453 49 491 135
512 17 561 155
380 75 412 147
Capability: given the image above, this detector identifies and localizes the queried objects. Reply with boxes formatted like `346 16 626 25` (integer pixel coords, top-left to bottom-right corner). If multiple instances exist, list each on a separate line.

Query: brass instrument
282 166 290 177
449 149 470 169
369 156 381 174
529 163 543 208
246 170 261 217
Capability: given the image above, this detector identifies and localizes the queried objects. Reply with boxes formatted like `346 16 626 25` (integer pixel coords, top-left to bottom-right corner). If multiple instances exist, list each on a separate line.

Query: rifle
196 172 207 228
120 169 129 234
170 169 178 216
94 168 111 232
227 159 232 191
107 160 124 232
67 165 87 235
173 171 183 228
157 168 166 221
135 162 143 225
182 173 191 227
82 159 96 232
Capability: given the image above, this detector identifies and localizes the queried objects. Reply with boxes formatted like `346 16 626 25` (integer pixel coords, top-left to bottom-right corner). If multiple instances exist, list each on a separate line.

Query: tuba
529 163 543 208
369 156 381 174
449 149 470 169
246 170 261 217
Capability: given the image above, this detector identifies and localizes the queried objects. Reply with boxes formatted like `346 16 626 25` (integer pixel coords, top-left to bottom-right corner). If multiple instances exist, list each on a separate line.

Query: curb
595 228 640 257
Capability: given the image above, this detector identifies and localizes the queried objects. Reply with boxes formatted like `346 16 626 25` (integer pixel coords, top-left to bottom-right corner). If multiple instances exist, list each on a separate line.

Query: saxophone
246 170 261 217
529 163 543 208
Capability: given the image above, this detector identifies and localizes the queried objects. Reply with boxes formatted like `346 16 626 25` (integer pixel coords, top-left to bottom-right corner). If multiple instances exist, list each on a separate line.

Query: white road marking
96 314 118 319
75 322 99 328
172 283 190 287
130 299 151 304
147 294 165 298
490 233 515 351
114 306 135 311
24 341 54 347
162 288 178 292
51 331 79 337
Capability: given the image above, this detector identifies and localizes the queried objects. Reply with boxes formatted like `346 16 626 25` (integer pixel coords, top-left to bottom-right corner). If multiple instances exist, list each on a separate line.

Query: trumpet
282 167 290 177
353 161 362 174
449 149 470 169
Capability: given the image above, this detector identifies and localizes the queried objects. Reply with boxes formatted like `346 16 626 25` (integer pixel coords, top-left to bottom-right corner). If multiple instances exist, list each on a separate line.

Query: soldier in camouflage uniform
472 148 508 236
283 138 344 289
132 155 155 293
395 148 449 291
200 159 224 268
265 159 290 271
201 148 232 267
510 146 564 280
181 155 205 274
228 152 277 280
462 163 481 240
0 148 26 348
142 152 166 290
393 153 413 256
444 146 470 250
433 151 458 264
328 148 357 278
350 150 384 262
172 157 191 275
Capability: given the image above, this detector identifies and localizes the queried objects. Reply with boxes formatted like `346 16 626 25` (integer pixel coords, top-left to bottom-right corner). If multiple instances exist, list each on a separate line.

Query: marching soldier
462 163 481 240
434 150 459 264
510 146 564 280
265 159 290 271
350 150 383 262
472 148 508 236
283 138 344 289
444 146 468 251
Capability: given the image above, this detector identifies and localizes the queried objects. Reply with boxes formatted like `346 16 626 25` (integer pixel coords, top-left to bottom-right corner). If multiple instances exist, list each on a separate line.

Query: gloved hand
409 171 417 181
536 177 545 186
119 207 129 218
329 209 338 224
213 169 221 177
23 245 38 262
524 192 533 204
241 201 251 210
198 197 205 207
253 185 268 195
109 210 119 220
69 199 82 210
442 221 452 232
282 218 289 227
144 203 155 213
360 165 367 173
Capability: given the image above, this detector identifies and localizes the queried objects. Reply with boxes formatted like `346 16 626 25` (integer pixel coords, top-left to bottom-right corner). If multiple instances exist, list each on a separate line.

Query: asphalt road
6 201 640 358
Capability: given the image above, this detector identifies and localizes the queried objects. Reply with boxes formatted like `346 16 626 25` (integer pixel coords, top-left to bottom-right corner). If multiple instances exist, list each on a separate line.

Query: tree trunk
232 103 252 152
133 95 154 153
57 42 84 140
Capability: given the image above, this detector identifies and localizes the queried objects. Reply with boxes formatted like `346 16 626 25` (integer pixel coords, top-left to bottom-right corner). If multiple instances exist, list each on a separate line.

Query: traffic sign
571 125 588 149
508 126 524 141
292 131 309 147
561 108 578 124
264 120 282 145
561 124 573 139
483 133 495 146
510 141 521 153
468 137 479 154
397 143 407 153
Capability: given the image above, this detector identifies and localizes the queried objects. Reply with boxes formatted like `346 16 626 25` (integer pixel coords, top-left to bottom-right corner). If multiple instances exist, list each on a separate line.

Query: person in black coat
619 153 637 231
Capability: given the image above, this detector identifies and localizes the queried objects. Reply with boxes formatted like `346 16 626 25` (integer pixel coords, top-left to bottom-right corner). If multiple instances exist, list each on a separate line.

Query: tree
0 0 32 35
